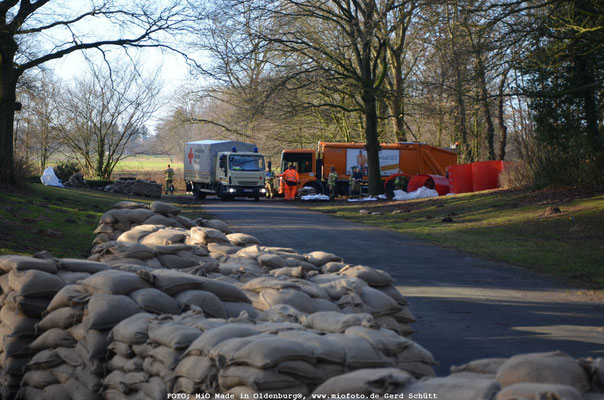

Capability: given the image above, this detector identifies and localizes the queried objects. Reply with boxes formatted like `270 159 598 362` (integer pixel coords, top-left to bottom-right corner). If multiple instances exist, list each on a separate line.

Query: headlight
259 188 266 193
227 188 236 193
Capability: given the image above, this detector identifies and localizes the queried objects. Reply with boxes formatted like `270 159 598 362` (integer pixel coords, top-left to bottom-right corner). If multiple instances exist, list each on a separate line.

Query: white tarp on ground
40 167 64 188
347 197 378 202
393 187 438 201
301 194 331 201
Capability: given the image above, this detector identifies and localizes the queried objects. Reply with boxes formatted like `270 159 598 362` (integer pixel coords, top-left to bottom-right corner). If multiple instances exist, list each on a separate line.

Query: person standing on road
327 166 338 200
265 167 276 199
349 166 362 197
280 164 299 201
164 164 174 195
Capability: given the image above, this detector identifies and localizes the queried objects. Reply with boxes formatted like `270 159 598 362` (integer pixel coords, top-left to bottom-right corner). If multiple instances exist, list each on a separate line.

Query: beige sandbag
451 357 508 375
197 276 250 303
495 351 590 392
0 255 59 274
339 265 393 287
0 304 38 335
145 213 181 228
142 269 205 295
156 253 200 269
174 356 217 383
140 228 188 246
344 325 413 356
56 271 90 285
150 201 181 216
129 287 180 315
257 253 286 270
300 311 375 333
81 269 150 295
108 354 144 373
148 321 202 349
37 307 83 330
305 251 342 266
106 241 155 259
55 346 82 367
174 290 226 318
201 218 232 234
378 285 408 305
284 257 319 272
184 324 259 357
396 342 438 365
149 345 184 369
219 365 301 391
43 384 72 400
189 227 230 245
143 357 172 380
2 291 49 317
109 313 152 345
103 370 127 392
176 215 198 229
27 349 63 370
257 304 305 323
107 340 134 358
208 242 241 257
321 261 348 273
270 266 305 279
258 288 318 314
29 329 76 351
316 276 367 299
401 376 500 400
8 269 64 297
113 200 146 209
331 334 392 368
241 276 300 293
223 301 259 319
227 336 316 369
65 378 102 400
84 293 141 330
116 224 160 243
141 376 168 400
2 335 32 357
126 208 155 223
227 233 262 247
312 367 415 395
360 286 404 315
495 382 583 400
235 244 265 259
47 284 89 312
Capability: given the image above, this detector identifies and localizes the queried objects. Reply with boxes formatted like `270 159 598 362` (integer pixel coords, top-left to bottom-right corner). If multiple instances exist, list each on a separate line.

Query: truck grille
238 181 260 186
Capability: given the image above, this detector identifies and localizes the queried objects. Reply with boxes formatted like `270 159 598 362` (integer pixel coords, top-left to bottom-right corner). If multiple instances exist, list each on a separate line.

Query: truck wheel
303 181 323 195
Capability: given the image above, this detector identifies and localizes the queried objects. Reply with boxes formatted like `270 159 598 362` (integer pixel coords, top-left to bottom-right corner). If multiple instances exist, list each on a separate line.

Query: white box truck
184 140 266 201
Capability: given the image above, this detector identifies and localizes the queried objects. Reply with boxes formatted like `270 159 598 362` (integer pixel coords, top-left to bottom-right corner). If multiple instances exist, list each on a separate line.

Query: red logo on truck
188 147 194 164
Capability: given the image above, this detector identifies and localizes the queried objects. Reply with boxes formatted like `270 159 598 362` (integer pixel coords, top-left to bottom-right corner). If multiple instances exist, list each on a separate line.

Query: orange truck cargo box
279 142 457 195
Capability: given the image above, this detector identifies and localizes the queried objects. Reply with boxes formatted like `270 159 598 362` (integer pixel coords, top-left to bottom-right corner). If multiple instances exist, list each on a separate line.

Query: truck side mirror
268 161 272 170
219 155 226 170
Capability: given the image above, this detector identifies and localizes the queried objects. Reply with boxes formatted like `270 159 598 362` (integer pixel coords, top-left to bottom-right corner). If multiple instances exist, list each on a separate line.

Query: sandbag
150 201 181 216
130 287 180 315
495 351 590 392
81 269 150 295
1 304 38 335
126 208 156 224
65 378 102 400
228 336 316 369
189 227 230 245
8 269 64 297
110 313 153 345
140 228 188 246
27 349 63 370
58 258 109 274
57 271 91 285
108 354 144 373
116 224 160 243
495 382 583 400
339 265 393 287
29 328 76 351
174 356 217 383
227 233 262 247
2 292 49 317
401 376 500 400
301 311 375 333
344 325 413 356
149 345 184 369
219 365 301 391
257 253 286 270
143 269 205 295
106 242 155 260
145 214 181 227
148 321 202 349
0 255 59 274
174 290 227 318
43 384 72 400
312 367 415 395
184 324 259 357
85 293 141 330
201 219 232 234
113 201 146 209
47 284 89 312
451 357 508 375
360 286 404 315
258 288 318 314
305 251 342 266
37 307 83 330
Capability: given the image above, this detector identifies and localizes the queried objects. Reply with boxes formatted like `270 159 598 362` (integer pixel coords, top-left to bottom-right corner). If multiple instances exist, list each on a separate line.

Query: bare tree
57 60 162 179
0 0 191 183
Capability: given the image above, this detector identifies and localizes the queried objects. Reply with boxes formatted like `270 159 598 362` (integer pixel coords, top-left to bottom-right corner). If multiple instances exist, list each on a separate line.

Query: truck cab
216 151 266 200
279 149 319 194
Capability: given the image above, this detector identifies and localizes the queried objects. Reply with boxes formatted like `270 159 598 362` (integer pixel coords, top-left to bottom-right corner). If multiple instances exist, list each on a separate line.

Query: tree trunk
497 71 508 160
476 54 496 160
0 35 19 184
390 59 407 142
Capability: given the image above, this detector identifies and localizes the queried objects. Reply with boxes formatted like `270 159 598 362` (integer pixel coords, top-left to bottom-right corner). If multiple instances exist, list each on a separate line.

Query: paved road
202 198 604 375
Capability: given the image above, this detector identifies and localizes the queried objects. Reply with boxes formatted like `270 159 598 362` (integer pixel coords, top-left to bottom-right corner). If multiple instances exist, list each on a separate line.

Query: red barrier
408 174 450 196
448 164 474 194
472 161 504 192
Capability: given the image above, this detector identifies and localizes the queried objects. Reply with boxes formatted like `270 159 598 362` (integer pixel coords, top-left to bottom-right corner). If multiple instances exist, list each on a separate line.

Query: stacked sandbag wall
0 255 110 400
311 352 604 400
106 180 163 199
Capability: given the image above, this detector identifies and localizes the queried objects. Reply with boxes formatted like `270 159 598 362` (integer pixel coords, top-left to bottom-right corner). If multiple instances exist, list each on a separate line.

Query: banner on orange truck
345 148 400 176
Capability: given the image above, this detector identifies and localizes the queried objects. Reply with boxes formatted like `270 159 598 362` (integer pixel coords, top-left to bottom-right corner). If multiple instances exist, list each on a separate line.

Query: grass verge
303 188 604 289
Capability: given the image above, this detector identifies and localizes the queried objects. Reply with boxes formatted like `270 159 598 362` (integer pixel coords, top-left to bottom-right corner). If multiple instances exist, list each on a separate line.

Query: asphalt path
201 198 604 375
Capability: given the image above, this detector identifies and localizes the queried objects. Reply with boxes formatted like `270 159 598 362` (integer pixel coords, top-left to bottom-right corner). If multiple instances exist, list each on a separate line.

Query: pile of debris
106 179 162 199
63 173 88 189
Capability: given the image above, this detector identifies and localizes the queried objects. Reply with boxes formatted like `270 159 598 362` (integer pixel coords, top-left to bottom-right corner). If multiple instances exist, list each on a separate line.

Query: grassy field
304 188 604 289
0 184 206 258
113 155 175 171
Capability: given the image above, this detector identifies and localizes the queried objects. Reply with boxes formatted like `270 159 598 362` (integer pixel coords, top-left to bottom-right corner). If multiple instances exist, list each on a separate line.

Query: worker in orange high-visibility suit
280 164 300 200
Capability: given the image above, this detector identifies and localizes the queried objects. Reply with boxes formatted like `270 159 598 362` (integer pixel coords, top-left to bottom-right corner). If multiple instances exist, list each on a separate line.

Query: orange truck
278 141 457 196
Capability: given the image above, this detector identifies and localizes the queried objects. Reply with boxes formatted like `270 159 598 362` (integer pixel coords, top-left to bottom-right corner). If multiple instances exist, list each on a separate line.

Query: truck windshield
229 155 265 171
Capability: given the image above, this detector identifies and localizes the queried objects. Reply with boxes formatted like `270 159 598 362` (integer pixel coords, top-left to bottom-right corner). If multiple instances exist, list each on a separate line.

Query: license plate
243 189 253 193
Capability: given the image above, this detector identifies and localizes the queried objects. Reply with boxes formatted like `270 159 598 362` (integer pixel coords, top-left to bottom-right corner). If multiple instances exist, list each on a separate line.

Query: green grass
305 189 604 289
0 184 209 259
113 155 175 171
